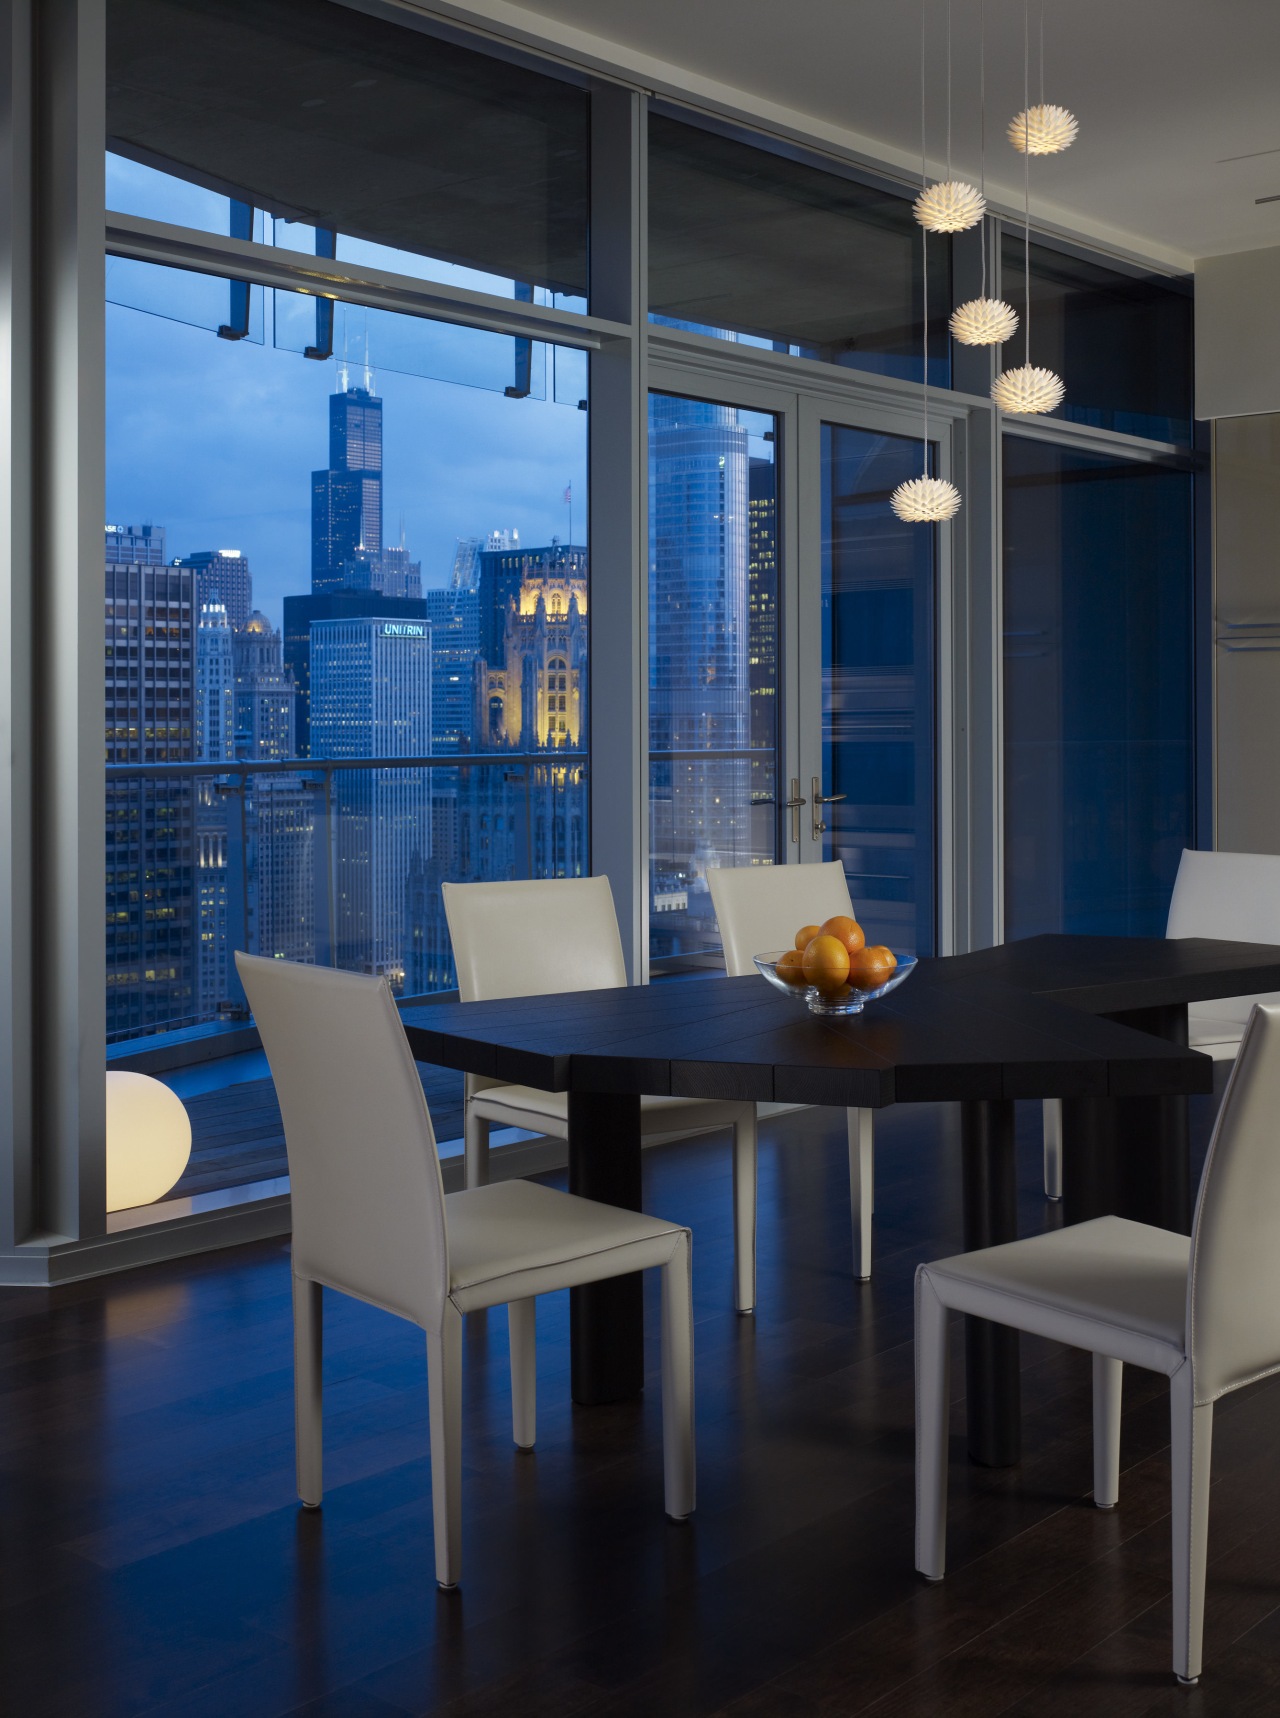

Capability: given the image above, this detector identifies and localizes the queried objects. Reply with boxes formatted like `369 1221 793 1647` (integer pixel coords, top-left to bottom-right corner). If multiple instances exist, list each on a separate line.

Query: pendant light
1009 10 1077 154
992 1 1064 415
913 0 984 233
950 0 1018 347
893 0 961 524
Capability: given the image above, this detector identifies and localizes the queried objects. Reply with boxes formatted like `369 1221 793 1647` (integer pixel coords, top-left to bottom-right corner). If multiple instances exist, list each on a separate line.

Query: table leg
1061 1003 1192 1235
961 1098 1021 1467
567 1090 644 1405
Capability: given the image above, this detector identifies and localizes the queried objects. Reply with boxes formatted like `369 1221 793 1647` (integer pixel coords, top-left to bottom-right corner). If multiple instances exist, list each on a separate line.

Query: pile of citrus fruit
775 916 898 997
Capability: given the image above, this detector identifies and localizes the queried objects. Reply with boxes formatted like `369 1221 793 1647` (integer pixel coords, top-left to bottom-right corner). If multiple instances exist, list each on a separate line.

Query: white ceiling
444 0 1280 268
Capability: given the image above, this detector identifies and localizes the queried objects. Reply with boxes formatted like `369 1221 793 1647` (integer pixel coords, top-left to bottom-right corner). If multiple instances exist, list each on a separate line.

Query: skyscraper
105 548 197 1039
309 616 431 985
311 384 383 591
476 538 586 664
194 601 234 1018
234 611 296 759
283 588 430 755
648 395 752 955
175 548 253 632
425 585 481 755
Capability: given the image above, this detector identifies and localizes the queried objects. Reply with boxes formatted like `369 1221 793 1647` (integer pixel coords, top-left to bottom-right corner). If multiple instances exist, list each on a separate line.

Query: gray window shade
107 0 589 299
648 114 951 386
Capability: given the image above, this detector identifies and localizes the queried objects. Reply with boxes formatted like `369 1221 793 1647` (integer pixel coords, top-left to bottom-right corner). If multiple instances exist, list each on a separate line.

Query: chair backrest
1167 848 1280 1028
236 952 449 1333
442 876 627 1002
708 861 855 978
1188 1001 1280 1399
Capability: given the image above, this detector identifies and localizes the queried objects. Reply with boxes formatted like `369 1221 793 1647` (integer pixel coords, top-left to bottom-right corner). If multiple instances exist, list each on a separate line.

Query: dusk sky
105 158 589 632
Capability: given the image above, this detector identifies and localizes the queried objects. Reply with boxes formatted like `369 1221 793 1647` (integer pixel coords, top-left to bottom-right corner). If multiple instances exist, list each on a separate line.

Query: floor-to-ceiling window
1003 438 1194 938
104 0 590 1205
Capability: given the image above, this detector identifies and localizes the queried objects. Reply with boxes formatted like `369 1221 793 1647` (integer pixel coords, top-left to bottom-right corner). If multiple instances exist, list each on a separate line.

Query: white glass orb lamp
105 1071 192 1212
890 475 962 522
913 180 986 233
1008 104 1078 155
949 297 1019 346
991 364 1065 415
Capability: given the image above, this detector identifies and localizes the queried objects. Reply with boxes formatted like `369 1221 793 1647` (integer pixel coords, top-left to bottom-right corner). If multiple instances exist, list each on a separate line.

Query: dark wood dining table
403 934 1280 1468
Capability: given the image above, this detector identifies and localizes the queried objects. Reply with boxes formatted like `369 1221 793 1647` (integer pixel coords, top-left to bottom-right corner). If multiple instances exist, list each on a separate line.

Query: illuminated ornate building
474 553 588 751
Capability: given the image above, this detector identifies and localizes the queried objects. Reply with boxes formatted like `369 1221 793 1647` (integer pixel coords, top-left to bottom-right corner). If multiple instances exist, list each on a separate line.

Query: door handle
811 777 846 840
782 778 807 845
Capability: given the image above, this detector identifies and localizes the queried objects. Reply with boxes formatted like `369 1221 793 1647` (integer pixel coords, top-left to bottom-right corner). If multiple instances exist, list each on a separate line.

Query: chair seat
471 1082 750 1137
923 1215 1190 1374
445 1179 685 1313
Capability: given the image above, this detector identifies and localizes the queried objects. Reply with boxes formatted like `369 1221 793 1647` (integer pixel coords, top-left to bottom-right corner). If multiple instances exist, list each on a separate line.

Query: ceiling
453 0 1280 268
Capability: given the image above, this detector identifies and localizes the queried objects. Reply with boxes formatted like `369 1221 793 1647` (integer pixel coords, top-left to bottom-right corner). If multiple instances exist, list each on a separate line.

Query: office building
193 601 235 1017
475 538 585 664
648 394 752 954
424 584 481 755
105 522 166 565
173 547 253 632
104 555 196 1039
283 588 430 756
309 614 431 984
311 383 383 591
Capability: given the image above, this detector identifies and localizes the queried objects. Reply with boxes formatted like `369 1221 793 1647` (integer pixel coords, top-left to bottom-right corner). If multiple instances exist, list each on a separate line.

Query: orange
819 914 865 957
849 945 897 991
774 948 807 985
801 933 851 992
794 923 822 952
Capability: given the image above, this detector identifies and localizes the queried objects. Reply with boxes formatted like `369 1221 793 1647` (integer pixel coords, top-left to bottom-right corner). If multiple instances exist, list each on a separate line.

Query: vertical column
587 84 648 982
0 0 36 1256
0 0 106 1268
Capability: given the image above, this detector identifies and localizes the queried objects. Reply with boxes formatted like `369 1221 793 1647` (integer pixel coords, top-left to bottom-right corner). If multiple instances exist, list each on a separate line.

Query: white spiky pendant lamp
949 0 1017 349
992 1 1064 415
892 0 960 524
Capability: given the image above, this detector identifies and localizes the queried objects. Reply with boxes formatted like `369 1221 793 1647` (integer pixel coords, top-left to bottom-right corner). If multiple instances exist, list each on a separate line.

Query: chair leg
1042 1098 1063 1201
464 1108 491 1188
914 1267 951 1581
660 1232 696 1521
1092 1353 1122 1508
426 1302 464 1590
508 1297 537 1450
847 1107 874 1280
732 1108 758 1315
293 1274 323 1508
1170 1365 1214 1685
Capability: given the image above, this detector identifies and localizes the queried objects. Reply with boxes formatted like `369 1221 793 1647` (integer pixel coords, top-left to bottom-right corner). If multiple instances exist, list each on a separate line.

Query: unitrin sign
382 623 426 638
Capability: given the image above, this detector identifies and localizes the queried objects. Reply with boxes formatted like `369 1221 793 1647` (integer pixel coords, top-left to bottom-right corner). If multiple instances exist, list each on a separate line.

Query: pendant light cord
1024 0 1031 367
979 0 986 298
921 0 929 470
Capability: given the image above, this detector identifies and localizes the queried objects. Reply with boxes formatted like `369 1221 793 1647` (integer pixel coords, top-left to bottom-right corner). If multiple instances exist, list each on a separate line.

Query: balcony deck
172 1064 466 1198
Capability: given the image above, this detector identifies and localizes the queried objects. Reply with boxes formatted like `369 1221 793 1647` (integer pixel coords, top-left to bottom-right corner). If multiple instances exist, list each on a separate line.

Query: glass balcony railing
105 750 589 1045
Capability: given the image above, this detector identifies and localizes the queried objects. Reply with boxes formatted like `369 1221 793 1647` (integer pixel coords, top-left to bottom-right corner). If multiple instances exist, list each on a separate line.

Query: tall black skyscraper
311 384 383 591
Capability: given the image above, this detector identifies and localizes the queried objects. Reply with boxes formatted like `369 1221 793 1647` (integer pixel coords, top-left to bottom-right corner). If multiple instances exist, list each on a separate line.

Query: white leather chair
444 876 761 1314
1042 847 1280 1199
236 950 695 1592
708 861 877 1280
916 1000 1280 1686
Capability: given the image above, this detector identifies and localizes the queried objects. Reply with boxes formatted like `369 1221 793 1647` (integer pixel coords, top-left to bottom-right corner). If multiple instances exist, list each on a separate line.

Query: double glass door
646 373 945 970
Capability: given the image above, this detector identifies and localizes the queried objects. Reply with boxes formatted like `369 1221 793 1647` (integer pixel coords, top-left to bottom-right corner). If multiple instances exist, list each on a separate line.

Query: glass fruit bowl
753 950 917 1017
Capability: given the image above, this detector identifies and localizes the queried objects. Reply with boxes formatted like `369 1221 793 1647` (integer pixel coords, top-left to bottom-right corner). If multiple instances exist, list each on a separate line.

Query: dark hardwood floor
3 1091 1278 1716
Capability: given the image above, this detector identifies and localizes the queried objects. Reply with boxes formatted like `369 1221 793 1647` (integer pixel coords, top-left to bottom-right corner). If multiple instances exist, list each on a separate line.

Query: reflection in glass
821 425 936 955
1000 233 1193 443
648 395 779 964
649 115 951 387
1003 436 1194 938
106 0 589 303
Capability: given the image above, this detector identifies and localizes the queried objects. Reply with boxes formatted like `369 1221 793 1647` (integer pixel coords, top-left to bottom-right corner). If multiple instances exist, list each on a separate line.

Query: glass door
799 406 941 956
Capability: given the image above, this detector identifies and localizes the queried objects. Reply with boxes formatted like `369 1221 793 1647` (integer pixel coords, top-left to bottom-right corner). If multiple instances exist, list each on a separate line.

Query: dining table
402 933 1280 1468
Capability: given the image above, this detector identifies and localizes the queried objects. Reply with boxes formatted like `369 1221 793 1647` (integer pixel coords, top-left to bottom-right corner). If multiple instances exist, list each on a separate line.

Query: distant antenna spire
362 327 373 393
